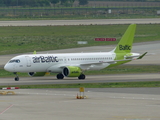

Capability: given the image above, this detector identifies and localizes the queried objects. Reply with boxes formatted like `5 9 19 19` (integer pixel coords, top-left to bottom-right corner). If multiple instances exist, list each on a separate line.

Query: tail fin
114 24 136 53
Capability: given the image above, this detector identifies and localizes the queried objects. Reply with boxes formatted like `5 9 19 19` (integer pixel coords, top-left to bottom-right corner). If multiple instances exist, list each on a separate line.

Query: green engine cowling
62 66 82 77
28 72 46 77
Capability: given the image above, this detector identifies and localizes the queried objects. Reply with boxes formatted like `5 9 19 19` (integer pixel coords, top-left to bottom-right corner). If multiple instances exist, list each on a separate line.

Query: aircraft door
25 56 31 67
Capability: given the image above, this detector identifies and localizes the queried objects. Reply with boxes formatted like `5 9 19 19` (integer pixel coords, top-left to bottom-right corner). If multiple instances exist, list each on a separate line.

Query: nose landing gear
14 72 19 81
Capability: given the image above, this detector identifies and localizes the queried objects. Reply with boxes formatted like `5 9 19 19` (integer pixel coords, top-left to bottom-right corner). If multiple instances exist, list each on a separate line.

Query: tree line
89 0 160 2
0 0 158 7
90 0 159 1
0 0 88 7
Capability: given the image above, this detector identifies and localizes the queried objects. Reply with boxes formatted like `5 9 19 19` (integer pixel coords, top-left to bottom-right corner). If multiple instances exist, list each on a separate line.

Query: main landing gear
56 73 85 80
56 73 64 79
78 74 85 79
14 72 19 81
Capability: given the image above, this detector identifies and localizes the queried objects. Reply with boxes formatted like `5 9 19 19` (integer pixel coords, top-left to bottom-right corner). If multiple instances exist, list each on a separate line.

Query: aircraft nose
4 64 12 72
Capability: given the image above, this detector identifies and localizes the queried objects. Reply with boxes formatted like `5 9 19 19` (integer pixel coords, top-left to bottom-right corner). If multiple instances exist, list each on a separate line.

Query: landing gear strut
78 74 85 80
14 72 19 81
56 73 64 79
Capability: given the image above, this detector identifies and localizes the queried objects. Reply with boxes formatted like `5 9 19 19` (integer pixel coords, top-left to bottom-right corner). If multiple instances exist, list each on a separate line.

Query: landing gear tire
57 73 64 79
14 72 19 81
78 74 85 80
15 77 19 81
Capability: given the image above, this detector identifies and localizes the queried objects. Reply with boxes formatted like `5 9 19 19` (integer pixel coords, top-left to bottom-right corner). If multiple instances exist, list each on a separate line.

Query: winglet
137 52 147 59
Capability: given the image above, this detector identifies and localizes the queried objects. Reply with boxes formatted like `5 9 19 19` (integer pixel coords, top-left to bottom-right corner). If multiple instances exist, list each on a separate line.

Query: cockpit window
9 59 20 63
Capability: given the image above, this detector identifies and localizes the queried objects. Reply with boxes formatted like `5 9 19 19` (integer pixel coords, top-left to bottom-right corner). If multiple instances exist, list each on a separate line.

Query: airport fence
0 7 160 18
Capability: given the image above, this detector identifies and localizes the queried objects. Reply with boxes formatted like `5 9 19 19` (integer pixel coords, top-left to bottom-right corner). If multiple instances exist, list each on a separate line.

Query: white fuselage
4 52 116 73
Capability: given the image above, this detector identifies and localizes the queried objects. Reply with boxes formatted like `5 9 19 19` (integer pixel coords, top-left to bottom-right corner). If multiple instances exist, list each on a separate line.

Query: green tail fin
114 24 136 53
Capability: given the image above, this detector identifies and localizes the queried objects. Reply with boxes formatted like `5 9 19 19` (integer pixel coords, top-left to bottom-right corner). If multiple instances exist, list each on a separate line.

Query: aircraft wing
57 52 147 69
80 52 147 66
79 59 132 66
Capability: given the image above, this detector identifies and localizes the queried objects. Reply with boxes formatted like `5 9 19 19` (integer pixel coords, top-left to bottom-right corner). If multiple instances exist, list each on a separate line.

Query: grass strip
0 24 160 55
1 81 160 89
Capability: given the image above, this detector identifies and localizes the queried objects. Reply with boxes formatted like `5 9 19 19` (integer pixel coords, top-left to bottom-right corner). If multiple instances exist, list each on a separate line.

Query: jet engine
62 66 82 77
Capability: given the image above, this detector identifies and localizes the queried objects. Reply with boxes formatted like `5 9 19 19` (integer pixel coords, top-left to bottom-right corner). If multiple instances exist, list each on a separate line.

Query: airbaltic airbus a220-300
4 24 147 81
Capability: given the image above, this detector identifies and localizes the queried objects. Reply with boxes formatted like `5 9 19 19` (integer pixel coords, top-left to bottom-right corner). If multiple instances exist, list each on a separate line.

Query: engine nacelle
62 66 82 77
28 72 46 77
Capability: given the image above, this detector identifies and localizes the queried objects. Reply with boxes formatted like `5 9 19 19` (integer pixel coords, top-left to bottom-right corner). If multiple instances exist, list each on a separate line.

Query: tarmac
0 73 160 86
0 18 160 26
1 88 160 120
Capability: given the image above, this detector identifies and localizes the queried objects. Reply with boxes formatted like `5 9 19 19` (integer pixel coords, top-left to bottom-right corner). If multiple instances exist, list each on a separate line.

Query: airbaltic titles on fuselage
32 56 58 63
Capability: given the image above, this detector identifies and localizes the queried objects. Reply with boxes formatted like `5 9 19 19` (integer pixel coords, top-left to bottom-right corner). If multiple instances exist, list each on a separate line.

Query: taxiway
1 88 160 120
0 18 160 26
0 73 160 86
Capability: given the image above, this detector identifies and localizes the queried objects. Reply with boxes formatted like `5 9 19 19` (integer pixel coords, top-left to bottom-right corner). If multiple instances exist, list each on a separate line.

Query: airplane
4 24 147 81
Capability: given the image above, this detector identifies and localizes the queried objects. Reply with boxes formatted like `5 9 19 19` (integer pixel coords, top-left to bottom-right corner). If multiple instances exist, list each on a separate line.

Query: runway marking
17 91 160 101
18 92 75 97
0 104 14 115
